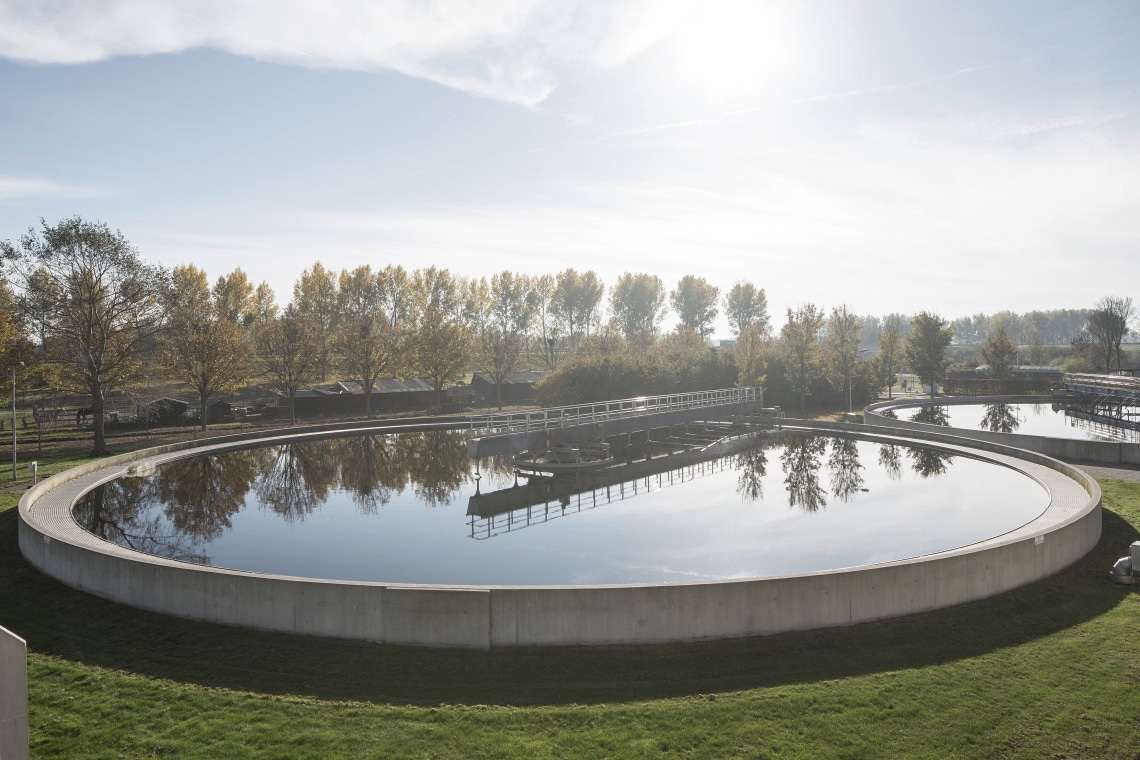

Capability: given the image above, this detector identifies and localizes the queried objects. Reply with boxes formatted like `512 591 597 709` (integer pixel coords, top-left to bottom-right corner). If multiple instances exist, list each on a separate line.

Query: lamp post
11 361 23 481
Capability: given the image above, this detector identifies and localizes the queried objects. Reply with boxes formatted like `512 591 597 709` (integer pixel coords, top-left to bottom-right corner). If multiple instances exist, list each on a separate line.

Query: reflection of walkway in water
467 432 887 540
1062 410 1140 443
467 455 739 540
466 429 772 540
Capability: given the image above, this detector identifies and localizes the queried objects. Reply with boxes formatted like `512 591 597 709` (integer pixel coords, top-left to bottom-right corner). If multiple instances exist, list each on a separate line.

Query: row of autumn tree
0 217 773 454
535 302 958 415
2 217 1130 456
536 297 1129 417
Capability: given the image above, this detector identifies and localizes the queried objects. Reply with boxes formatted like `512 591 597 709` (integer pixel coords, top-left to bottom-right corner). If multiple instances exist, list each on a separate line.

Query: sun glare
670 0 790 102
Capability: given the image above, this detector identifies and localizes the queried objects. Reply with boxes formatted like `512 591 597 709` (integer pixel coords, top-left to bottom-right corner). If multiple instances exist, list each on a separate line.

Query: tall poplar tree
480 271 532 409
877 314 904 399
529 274 561 369
333 266 395 417
256 305 322 424
904 312 954 398
408 267 470 409
724 281 770 338
609 272 666 345
824 304 862 412
670 275 719 339
781 304 825 414
293 262 340 381
213 268 256 325
979 324 1017 379
160 265 252 431
553 268 604 347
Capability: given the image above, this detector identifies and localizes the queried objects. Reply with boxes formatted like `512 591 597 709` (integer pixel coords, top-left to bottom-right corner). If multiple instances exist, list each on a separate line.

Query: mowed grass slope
1 457 1138 759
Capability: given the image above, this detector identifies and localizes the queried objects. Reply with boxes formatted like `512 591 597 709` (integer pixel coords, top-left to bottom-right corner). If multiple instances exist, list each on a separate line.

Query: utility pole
11 362 24 480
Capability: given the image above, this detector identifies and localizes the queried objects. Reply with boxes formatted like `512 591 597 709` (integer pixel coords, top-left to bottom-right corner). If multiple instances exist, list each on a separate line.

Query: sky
1 0 1138 338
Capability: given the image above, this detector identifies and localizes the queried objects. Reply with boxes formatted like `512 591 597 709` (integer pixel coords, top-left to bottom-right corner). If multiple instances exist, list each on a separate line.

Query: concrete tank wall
18 419 1101 648
0 625 28 760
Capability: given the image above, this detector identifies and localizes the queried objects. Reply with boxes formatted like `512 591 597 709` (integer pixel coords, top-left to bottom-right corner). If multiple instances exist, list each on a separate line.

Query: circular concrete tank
19 419 1100 648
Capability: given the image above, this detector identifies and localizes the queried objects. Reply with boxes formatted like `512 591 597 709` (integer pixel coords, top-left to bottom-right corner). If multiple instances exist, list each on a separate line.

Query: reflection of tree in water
155 450 260 541
72 480 210 564
332 435 408 514
906 444 955 479
980 403 1020 433
827 437 864 502
476 453 520 491
403 430 470 508
255 439 339 523
735 445 768 502
878 444 903 481
79 431 482 547
781 436 828 512
909 405 950 426
244 431 472 517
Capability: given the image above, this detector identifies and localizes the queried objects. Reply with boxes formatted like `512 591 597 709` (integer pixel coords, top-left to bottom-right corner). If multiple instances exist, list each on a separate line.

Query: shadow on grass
2 492 1137 708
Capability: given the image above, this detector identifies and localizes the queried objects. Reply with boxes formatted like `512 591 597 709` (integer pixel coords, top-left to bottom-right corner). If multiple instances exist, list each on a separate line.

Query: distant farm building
138 397 190 423
206 400 233 423
973 365 1063 380
471 371 546 403
281 378 437 416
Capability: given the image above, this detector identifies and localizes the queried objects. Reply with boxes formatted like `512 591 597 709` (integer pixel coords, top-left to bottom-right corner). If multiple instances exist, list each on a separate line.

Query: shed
280 378 439 418
138 397 190 423
471 371 546 403
206 400 233 422
336 378 436 412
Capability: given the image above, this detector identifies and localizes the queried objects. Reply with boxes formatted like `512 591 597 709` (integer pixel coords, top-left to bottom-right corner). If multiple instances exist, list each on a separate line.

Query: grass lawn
1 447 1138 758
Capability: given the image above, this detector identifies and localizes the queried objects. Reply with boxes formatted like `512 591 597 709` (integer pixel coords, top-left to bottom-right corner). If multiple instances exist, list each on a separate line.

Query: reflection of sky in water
930 403 1139 443
73 434 1048 586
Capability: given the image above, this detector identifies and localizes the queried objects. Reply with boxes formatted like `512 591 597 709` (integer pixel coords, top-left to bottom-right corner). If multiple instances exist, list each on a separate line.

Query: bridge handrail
468 387 759 438
1064 373 1140 393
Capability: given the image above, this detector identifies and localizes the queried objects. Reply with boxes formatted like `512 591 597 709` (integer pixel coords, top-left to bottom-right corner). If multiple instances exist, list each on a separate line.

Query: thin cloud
0 176 109 200
0 0 670 106
1000 111 1132 138
789 66 990 105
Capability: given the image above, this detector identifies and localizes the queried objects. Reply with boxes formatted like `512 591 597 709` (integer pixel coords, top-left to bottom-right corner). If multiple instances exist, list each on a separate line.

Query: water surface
73 431 1049 585
903 402 1139 442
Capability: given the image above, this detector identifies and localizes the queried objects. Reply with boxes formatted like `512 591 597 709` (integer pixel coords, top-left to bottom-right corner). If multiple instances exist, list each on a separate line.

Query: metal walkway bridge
1058 373 1140 434
1063 372 1140 400
465 387 762 458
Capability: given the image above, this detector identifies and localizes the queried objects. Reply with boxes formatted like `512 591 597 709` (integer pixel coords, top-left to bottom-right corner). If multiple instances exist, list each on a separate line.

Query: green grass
2 453 1139 758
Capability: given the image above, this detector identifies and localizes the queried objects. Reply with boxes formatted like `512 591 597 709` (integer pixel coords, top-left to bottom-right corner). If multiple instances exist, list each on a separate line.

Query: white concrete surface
0 625 28 760
18 420 1101 648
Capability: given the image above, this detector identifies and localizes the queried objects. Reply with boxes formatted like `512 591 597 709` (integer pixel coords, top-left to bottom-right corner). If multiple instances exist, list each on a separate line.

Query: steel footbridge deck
465 387 765 458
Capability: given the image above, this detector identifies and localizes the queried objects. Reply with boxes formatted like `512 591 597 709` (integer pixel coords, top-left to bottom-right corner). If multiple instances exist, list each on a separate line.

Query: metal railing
468 455 737 540
467 387 759 439
1064 373 1140 394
